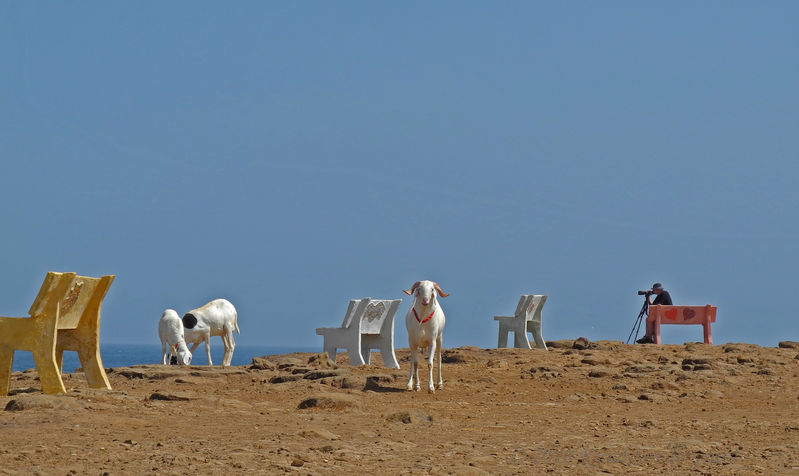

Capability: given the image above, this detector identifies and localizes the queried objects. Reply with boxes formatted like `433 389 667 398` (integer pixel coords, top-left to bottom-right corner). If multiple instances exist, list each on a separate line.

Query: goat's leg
406 348 416 391
188 342 199 353
161 342 168 365
220 335 229 366
435 335 443 389
227 331 236 366
222 328 236 366
204 336 213 366
426 341 436 393
413 354 421 391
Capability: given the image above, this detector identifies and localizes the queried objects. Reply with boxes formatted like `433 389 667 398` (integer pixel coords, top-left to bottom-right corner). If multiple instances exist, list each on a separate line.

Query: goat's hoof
436 383 443 390
406 385 414 391
427 387 435 394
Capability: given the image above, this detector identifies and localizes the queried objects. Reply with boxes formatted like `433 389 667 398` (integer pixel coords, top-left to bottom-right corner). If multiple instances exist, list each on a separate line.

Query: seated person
636 283 672 344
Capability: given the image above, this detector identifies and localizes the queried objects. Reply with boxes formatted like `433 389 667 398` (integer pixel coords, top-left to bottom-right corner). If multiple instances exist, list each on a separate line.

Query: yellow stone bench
0 271 115 395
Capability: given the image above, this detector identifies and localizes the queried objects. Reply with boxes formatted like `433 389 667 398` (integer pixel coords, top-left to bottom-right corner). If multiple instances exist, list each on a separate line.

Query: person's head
651 283 664 295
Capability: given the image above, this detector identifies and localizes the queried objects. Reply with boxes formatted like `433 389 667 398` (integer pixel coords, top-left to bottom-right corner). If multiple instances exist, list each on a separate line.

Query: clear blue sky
1 2 797 348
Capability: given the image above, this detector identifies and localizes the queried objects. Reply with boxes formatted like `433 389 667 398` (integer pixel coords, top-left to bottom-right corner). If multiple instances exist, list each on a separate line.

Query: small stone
387 410 432 424
650 382 679 391
298 429 340 440
297 393 360 410
364 375 397 391
250 357 277 371
307 353 338 369
303 370 342 380
328 375 365 389
778 341 799 349
148 392 192 402
588 370 609 378
573 337 592 350
269 375 302 384
544 340 573 349
442 349 475 364
290 458 304 467
4 395 84 411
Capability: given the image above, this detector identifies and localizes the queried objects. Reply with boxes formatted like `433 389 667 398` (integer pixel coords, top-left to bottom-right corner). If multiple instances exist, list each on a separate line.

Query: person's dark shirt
652 290 672 305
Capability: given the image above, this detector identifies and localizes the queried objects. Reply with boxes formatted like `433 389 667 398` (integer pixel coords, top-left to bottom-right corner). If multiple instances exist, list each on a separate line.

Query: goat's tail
234 313 241 334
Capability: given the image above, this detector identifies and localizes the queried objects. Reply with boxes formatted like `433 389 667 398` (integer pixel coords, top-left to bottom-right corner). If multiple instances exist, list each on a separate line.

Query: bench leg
55 346 65 374
514 325 532 349
652 318 662 345
33 347 67 395
346 334 366 366
379 344 400 369
703 322 713 345
78 344 112 390
323 340 338 364
0 347 13 397
360 345 371 366
529 321 547 350
375 333 399 369
497 324 509 348
347 346 366 366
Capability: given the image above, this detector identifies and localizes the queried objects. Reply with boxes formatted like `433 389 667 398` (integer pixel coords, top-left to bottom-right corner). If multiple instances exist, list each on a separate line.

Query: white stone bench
494 294 548 350
316 298 401 368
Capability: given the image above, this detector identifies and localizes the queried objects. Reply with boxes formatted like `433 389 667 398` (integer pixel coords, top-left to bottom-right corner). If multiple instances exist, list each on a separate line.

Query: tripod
626 296 649 344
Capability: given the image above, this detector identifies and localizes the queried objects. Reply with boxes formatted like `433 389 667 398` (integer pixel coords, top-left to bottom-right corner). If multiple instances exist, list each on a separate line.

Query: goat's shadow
363 379 406 393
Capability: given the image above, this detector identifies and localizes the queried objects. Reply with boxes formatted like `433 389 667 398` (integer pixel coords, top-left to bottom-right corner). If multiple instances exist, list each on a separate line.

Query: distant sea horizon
10 344 320 373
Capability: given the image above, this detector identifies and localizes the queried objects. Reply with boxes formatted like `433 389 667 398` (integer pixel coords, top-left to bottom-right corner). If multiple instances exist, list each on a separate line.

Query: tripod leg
628 300 649 344
627 314 642 344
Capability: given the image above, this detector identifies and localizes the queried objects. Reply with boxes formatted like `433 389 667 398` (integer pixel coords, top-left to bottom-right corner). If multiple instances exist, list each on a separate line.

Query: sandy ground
1 339 799 475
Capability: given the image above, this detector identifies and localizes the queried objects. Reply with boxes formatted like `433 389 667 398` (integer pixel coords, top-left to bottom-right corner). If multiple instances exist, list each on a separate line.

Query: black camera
637 290 652 296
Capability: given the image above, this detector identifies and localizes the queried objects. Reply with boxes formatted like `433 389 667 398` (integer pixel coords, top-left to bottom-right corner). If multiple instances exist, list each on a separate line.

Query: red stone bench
648 305 718 345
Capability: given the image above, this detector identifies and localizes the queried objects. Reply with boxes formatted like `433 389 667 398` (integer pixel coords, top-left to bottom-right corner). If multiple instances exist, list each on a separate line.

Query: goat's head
173 343 192 366
403 280 449 307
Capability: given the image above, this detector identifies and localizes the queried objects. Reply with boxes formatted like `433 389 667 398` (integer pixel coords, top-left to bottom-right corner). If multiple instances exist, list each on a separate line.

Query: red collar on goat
413 307 434 324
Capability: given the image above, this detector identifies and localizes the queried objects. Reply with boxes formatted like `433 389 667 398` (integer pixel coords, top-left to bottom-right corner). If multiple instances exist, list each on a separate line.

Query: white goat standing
182 299 240 366
158 309 193 365
403 280 448 393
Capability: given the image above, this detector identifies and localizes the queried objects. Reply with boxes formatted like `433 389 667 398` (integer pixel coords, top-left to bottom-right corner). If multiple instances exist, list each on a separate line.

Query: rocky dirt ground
1 340 799 475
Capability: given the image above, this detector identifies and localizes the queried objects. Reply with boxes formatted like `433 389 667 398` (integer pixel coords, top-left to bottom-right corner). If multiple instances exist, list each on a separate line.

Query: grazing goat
403 280 448 393
158 309 192 366
182 299 239 366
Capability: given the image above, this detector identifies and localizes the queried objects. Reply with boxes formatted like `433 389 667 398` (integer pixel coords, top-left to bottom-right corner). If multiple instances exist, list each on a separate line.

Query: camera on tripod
637 290 653 296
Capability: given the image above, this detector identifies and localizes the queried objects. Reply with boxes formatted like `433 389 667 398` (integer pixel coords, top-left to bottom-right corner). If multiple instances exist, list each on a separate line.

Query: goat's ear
434 282 450 298
403 281 421 296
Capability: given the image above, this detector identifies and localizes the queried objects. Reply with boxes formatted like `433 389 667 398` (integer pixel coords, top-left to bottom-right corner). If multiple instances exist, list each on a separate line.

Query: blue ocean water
9 344 319 373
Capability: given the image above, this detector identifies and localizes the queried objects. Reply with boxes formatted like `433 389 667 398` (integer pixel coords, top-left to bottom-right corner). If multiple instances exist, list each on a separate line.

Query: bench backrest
520 294 547 322
340 299 368 329
359 299 401 335
513 295 534 318
28 272 114 330
650 305 717 325
28 272 76 318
